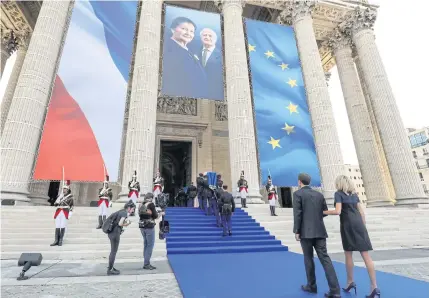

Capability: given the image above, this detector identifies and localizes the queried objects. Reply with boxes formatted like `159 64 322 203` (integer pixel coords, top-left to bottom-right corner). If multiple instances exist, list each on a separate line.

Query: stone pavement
2 248 429 297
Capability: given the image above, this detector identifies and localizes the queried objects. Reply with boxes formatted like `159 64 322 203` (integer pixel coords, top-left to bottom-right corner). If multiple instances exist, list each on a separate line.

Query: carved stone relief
1 1 33 33
215 102 228 121
157 97 197 116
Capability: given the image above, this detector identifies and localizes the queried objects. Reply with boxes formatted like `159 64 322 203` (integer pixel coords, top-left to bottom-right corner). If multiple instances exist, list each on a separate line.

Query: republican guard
51 176 74 247
128 170 140 215
237 170 248 208
96 175 113 229
266 175 278 216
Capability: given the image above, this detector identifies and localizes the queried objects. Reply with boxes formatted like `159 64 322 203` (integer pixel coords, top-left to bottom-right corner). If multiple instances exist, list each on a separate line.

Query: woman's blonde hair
335 175 356 194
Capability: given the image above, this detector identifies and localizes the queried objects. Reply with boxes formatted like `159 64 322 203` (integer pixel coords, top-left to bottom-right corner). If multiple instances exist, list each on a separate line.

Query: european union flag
245 19 321 187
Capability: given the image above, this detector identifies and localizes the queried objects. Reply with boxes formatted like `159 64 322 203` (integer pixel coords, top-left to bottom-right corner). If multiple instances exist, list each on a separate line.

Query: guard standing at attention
97 175 113 229
237 170 248 208
219 185 235 236
128 170 140 216
266 175 278 216
51 179 74 246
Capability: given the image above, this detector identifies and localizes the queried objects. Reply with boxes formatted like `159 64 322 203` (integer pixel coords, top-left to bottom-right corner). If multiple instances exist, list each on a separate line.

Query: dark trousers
300 238 340 294
198 194 203 209
108 229 121 270
187 197 195 207
221 213 232 235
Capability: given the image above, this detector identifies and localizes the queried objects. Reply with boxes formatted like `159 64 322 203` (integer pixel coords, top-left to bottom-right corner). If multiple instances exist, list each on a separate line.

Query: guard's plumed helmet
62 180 71 190
156 169 160 176
268 175 272 183
240 170 244 178
132 170 137 178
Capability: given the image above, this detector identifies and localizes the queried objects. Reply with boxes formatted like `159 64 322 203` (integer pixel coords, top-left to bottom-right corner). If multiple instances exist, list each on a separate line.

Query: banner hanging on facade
245 19 321 187
33 0 138 182
161 5 224 101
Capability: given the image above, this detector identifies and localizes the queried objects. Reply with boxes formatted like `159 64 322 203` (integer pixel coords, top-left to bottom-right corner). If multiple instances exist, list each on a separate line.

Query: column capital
327 28 352 53
214 0 245 12
343 6 377 35
277 0 317 25
15 30 32 51
1 29 19 55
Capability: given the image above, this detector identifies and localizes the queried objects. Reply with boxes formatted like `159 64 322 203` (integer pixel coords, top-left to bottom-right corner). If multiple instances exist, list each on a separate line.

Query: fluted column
28 181 50 205
345 7 427 205
354 51 396 202
1 31 31 134
328 30 392 206
216 0 263 202
279 1 344 203
117 0 163 201
0 1 74 204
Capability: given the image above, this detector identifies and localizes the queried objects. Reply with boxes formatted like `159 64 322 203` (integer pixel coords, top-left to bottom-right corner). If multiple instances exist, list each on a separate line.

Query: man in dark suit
198 28 224 100
293 173 341 298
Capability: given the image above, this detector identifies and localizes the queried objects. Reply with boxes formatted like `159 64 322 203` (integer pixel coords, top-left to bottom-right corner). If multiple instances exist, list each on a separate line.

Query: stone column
0 1 73 204
117 0 163 202
28 181 50 205
345 7 427 205
279 1 344 203
1 31 31 134
216 0 263 203
328 29 392 206
354 51 396 202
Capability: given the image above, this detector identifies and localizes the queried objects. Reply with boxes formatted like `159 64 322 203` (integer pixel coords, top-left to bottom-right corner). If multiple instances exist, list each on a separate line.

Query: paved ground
2 248 428 297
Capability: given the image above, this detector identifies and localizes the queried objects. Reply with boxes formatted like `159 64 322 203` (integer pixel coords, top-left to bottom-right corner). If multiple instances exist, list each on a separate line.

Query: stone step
0 248 167 261
1 242 167 252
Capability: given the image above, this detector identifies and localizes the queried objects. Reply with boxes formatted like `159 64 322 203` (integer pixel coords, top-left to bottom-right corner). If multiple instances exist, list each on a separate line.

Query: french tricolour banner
33 1 138 182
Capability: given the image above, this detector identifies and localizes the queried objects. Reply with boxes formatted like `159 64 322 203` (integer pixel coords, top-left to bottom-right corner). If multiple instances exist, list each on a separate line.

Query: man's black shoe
301 285 317 293
107 268 120 275
324 291 341 298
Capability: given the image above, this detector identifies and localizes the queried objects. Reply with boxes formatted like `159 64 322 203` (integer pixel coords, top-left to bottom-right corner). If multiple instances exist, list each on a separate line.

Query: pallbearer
266 175 278 216
237 170 248 208
96 175 113 229
128 170 140 215
153 170 164 199
207 171 221 226
196 173 204 209
220 185 235 237
51 175 74 247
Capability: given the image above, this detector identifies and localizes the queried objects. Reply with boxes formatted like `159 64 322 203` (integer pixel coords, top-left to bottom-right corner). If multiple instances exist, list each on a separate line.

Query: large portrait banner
161 5 224 101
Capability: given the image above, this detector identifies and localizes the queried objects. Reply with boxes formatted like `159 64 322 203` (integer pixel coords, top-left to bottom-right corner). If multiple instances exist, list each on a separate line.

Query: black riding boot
50 228 60 246
96 216 103 229
242 198 247 208
58 228 65 246
273 206 278 216
102 215 107 224
269 206 273 215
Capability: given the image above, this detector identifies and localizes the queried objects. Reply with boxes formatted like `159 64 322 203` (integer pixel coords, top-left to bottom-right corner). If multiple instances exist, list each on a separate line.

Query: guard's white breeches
269 198 277 206
98 202 108 216
240 189 247 199
55 211 68 228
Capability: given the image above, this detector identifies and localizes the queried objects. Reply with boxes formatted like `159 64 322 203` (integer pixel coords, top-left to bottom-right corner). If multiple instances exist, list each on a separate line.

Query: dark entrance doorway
280 187 293 208
160 141 192 199
48 181 60 206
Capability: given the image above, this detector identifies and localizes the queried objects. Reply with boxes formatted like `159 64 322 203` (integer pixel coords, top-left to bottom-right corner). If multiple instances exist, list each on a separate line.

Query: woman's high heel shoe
342 282 357 294
366 288 381 298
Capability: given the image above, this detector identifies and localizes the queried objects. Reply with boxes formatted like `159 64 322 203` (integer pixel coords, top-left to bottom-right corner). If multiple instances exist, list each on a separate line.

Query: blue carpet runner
165 207 429 298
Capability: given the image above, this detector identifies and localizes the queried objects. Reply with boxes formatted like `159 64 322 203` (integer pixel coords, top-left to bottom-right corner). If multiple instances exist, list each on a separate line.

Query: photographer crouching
139 193 164 270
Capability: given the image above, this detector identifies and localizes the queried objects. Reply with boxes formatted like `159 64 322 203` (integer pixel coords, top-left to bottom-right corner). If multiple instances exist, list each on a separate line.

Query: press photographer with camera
139 192 163 270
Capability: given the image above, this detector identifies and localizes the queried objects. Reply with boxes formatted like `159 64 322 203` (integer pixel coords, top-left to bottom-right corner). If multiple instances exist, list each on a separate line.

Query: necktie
202 48 208 67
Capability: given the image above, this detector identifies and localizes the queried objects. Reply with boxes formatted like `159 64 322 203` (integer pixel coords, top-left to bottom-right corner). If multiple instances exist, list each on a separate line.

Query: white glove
68 211 73 219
